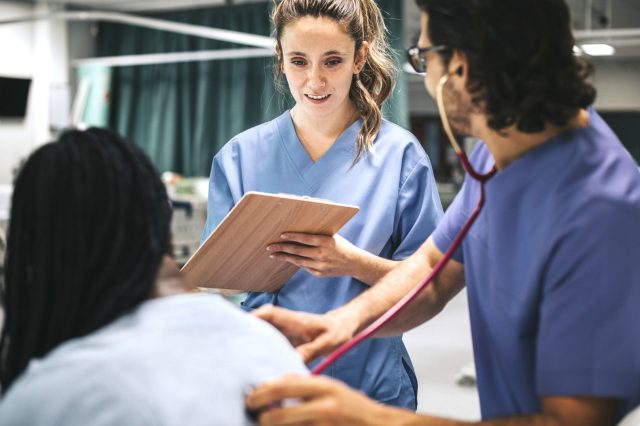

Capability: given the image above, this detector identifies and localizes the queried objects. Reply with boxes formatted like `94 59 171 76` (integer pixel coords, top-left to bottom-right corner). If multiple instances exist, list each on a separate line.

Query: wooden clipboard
181 191 359 292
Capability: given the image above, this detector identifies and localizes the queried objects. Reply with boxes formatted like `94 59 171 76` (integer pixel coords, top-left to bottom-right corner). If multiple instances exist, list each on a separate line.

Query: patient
0 128 307 425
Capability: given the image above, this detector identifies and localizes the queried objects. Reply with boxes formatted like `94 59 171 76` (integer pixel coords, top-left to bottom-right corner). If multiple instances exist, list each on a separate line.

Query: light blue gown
202 111 442 408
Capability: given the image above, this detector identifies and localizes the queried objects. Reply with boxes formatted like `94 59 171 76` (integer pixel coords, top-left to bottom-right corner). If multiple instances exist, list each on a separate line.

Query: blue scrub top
433 109 640 420
203 111 443 408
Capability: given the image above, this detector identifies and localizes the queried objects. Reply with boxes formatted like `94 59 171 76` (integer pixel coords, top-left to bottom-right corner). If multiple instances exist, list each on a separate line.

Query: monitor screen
0 76 32 118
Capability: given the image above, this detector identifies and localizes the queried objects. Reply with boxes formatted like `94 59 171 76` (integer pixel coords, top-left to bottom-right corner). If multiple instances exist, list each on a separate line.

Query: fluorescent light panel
579 43 616 56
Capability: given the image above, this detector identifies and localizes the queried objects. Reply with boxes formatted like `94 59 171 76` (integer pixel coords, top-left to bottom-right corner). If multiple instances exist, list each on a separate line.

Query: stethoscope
311 67 498 375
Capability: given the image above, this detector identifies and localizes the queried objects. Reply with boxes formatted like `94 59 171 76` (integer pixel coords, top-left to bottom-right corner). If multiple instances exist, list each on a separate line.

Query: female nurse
202 0 442 410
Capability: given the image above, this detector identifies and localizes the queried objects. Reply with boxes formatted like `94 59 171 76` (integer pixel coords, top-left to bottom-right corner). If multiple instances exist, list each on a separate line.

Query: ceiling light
579 43 616 56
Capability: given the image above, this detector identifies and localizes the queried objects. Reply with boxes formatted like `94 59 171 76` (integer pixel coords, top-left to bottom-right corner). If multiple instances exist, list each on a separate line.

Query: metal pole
0 10 275 49
585 0 593 31
72 47 274 68
574 27 640 40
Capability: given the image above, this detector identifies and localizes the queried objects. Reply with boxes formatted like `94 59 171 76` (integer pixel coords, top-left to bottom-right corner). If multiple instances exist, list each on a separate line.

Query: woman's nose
307 66 326 90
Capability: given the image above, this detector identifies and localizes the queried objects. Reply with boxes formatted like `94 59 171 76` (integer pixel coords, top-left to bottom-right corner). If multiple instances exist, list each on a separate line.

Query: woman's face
279 16 364 121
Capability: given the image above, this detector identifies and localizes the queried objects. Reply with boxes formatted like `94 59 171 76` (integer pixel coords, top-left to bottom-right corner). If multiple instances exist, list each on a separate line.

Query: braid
0 128 171 391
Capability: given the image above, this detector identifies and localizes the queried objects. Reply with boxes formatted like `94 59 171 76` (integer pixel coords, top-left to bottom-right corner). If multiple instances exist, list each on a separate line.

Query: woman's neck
290 103 359 162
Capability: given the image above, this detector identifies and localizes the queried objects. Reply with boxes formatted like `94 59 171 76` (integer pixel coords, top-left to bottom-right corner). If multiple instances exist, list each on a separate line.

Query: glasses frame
406 44 448 74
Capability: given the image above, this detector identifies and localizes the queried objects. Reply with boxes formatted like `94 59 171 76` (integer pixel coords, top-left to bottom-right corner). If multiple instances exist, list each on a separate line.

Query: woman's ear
355 41 370 74
275 43 284 72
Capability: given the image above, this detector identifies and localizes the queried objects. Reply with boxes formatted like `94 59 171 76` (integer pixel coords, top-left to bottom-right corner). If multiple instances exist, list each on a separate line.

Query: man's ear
355 41 370 73
449 49 469 83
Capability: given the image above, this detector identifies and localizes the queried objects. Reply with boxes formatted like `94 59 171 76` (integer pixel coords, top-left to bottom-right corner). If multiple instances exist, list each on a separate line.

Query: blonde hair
272 0 397 162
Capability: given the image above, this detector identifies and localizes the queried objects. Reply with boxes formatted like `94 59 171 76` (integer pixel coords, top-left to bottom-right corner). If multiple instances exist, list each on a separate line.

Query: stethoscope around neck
311 67 497 375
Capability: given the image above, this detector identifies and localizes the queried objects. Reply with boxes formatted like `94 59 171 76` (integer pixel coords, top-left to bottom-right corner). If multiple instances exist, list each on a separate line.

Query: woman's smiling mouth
305 93 331 103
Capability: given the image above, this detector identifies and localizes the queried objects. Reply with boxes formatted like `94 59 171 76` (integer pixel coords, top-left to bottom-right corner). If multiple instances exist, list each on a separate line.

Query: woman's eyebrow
285 50 348 57
323 50 347 56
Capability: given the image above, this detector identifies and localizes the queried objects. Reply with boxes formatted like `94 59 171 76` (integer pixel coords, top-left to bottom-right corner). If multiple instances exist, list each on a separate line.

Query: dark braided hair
0 128 171 391
416 0 596 133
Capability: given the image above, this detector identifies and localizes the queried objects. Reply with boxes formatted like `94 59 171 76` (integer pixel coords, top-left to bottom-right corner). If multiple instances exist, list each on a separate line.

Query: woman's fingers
268 243 322 260
280 233 332 247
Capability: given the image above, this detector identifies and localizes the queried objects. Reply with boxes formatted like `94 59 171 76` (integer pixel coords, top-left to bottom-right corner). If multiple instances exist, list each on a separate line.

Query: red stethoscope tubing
312 69 497 376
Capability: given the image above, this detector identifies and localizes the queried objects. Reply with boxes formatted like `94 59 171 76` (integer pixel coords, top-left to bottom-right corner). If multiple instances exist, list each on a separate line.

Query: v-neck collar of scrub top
274 110 362 193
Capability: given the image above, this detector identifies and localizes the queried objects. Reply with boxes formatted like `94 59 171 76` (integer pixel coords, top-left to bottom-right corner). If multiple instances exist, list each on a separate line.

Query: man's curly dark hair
416 0 596 133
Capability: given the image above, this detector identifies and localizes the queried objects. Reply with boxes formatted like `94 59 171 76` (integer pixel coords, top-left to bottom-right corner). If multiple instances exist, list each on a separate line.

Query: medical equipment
171 197 207 265
312 67 497 375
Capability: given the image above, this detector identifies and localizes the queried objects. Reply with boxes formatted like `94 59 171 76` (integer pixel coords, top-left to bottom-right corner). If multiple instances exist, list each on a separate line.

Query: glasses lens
407 47 425 74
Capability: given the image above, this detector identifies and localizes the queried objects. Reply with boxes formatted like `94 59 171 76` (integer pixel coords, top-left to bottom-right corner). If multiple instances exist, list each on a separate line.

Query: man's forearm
381 396 618 426
332 238 465 337
385 411 601 426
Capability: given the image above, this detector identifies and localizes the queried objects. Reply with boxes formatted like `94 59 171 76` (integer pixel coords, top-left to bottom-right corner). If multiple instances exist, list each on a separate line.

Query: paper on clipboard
181 191 359 292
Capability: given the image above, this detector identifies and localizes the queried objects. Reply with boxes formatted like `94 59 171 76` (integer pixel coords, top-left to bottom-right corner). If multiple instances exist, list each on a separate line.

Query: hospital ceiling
13 0 265 11
11 0 640 57
404 0 640 58
14 0 640 23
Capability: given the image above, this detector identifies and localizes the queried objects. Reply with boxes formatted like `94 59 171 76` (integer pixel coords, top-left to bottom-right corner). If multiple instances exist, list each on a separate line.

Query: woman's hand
267 233 358 277
266 233 397 285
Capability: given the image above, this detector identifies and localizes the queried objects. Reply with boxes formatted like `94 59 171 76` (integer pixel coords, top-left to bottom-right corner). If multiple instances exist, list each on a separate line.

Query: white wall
592 58 640 111
0 1 69 185
403 0 640 116
407 58 640 117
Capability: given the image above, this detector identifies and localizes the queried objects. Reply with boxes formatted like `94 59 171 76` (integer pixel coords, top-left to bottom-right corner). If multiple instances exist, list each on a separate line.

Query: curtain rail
0 10 276 49
72 48 274 67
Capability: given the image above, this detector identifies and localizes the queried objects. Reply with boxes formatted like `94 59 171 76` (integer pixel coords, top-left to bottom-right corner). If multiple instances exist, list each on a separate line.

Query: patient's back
0 293 308 425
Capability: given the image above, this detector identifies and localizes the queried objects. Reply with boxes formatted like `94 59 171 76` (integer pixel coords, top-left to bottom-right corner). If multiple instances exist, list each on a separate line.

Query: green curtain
97 1 406 176
379 0 408 129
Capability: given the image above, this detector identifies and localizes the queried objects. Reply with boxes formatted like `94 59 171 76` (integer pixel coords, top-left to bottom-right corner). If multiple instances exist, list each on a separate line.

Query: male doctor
246 0 640 425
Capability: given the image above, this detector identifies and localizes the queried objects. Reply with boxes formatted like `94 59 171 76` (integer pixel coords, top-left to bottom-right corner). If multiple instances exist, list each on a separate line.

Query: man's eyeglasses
406 45 448 74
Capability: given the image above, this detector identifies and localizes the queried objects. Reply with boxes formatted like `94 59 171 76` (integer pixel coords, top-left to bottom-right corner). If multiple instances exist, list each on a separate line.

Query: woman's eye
326 59 342 66
291 59 306 66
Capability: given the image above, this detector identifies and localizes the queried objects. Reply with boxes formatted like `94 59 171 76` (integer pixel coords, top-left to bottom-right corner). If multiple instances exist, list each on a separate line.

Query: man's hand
246 374 620 426
253 305 359 363
246 374 404 426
